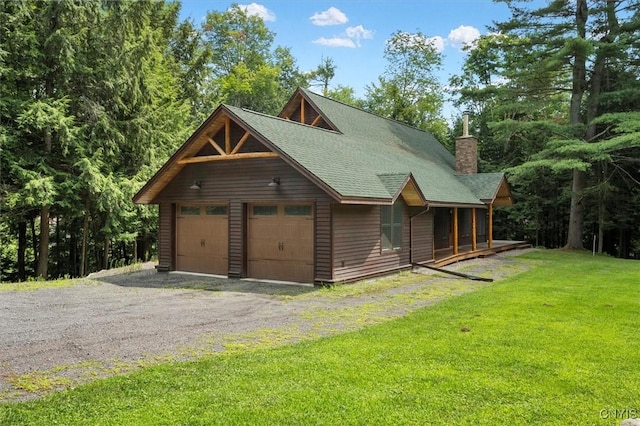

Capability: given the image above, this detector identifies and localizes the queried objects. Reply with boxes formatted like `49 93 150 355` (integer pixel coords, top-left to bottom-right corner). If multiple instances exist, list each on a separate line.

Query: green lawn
1 251 638 425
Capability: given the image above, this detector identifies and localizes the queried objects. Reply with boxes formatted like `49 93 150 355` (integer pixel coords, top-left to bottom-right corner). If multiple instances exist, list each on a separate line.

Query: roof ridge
301 87 438 138
224 104 341 135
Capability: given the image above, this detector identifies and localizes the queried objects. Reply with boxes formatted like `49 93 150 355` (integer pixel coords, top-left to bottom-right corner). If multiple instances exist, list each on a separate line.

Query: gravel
0 250 535 402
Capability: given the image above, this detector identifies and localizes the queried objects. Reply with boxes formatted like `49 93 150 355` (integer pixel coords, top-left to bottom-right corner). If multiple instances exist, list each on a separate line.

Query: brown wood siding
154 158 331 203
332 202 410 282
153 157 332 280
157 203 172 271
315 201 333 282
410 208 433 263
228 201 243 277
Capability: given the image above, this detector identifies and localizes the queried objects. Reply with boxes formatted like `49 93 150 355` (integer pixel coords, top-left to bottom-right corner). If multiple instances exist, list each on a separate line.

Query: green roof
377 173 411 198
456 173 505 201
226 88 507 206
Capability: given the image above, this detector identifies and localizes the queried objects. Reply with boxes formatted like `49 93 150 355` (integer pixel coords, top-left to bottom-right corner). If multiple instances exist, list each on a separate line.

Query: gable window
381 201 403 251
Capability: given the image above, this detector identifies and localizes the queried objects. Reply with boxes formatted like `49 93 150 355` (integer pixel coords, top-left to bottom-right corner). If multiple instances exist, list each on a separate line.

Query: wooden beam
300 98 305 124
310 115 322 127
453 207 459 255
472 208 477 251
224 116 231 154
177 152 278 165
230 132 251 155
207 136 226 156
488 203 494 249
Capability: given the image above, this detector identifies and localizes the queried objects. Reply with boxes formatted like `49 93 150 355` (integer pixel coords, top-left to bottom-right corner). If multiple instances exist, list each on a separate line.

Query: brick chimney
455 112 477 174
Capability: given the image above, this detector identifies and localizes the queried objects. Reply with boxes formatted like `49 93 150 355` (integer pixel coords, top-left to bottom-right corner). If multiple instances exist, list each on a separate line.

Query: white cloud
309 7 348 26
426 36 446 53
447 25 480 49
237 3 276 22
345 25 374 46
312 37 356 48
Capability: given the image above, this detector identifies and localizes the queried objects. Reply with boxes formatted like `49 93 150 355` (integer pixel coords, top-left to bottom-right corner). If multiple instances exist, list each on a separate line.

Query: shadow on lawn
93 268 319 297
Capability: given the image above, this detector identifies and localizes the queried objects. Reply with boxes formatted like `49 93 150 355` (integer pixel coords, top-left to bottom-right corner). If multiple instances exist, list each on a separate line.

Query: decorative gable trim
377 173 427 207
133 105 283 204
492 176 513 206
279 88 340 132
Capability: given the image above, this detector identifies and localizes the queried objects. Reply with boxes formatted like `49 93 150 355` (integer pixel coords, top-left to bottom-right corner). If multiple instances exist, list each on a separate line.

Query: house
133 88 514 284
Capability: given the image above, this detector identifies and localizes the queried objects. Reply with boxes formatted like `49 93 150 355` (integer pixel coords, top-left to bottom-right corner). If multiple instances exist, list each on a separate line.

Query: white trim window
381 201 403 251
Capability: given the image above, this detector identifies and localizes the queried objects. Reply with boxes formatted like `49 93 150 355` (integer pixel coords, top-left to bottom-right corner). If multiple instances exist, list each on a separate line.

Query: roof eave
133 105 228 204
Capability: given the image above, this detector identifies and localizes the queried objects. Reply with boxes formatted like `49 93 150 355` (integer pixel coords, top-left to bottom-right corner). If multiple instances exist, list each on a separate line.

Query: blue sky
179 0 513 119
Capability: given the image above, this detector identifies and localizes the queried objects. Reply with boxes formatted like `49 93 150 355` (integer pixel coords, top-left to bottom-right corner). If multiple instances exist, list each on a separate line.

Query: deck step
478 251 497 258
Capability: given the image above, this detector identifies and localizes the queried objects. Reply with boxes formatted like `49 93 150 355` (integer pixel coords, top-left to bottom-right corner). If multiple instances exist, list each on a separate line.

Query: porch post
488 203 493 249
453 207 459 255
472 208 477 251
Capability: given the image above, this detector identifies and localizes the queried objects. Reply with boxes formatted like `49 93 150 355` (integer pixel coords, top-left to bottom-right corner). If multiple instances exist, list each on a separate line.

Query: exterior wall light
268 177 280 187
190 181 202 190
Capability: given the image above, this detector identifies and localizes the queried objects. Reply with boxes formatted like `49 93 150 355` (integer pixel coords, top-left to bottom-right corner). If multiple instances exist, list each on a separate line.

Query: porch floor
433 240 532 267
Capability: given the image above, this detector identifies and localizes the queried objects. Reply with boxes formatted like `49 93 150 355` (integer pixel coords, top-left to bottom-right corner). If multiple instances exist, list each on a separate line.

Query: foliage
0 0 189 281
0 251 638 424
364 30 448 141
325 85 364 108
307 56 336 96
201 5 307 115
451 0 640 255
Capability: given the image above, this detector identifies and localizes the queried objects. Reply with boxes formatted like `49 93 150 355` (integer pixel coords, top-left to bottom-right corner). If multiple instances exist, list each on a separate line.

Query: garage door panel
177 205 228 275
248 203 314 282
248 260 313 283
177 255 227 275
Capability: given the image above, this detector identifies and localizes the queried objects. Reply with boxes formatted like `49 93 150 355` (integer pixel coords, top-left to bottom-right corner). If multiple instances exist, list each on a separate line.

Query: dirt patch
0 249 535 402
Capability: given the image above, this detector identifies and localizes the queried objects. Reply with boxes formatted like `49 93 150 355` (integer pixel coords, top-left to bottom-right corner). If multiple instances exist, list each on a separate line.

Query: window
284 205 312 216
180 206 200 216
205 206 227 216
253 205 277 216
381 201 403 251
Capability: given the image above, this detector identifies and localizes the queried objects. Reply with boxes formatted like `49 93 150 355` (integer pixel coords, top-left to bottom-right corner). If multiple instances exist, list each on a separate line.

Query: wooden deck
432 240 532 267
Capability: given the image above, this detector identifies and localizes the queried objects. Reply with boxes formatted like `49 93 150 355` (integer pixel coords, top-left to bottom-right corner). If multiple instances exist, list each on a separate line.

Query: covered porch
433 240 532 267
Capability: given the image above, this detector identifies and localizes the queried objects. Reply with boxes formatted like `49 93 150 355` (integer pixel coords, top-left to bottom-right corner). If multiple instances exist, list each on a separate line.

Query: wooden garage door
176 205 228 275
248 203 314 283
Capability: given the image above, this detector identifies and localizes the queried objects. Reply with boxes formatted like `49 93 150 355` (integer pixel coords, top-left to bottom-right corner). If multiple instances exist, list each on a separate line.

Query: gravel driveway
0 250 534 402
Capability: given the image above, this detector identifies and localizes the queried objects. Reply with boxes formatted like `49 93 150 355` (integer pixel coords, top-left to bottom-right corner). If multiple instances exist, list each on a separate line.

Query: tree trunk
69 225 77 277
55 215 61 276
18 221 27 281
30 215 37 272
565 0 588 249
104 238 110 270
597 206 604 254
566 169 586 249
80 213 89 276
36 205 50 278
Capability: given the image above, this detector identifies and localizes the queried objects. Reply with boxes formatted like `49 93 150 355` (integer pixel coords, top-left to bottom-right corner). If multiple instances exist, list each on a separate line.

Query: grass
0 276 84 291
1 250 638 425
0 262 148 291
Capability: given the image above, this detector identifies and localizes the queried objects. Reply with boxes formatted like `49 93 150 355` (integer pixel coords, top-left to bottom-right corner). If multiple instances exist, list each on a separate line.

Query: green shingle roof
226 88 507 206
377 173 411 198
456 173 506 201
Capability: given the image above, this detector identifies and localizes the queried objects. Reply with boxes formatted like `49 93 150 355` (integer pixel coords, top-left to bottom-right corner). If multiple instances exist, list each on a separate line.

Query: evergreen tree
452 0 640 253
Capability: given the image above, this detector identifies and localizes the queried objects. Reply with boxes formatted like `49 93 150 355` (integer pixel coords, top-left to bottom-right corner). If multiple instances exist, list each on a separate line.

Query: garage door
176 204 228 275
248 203 314 283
